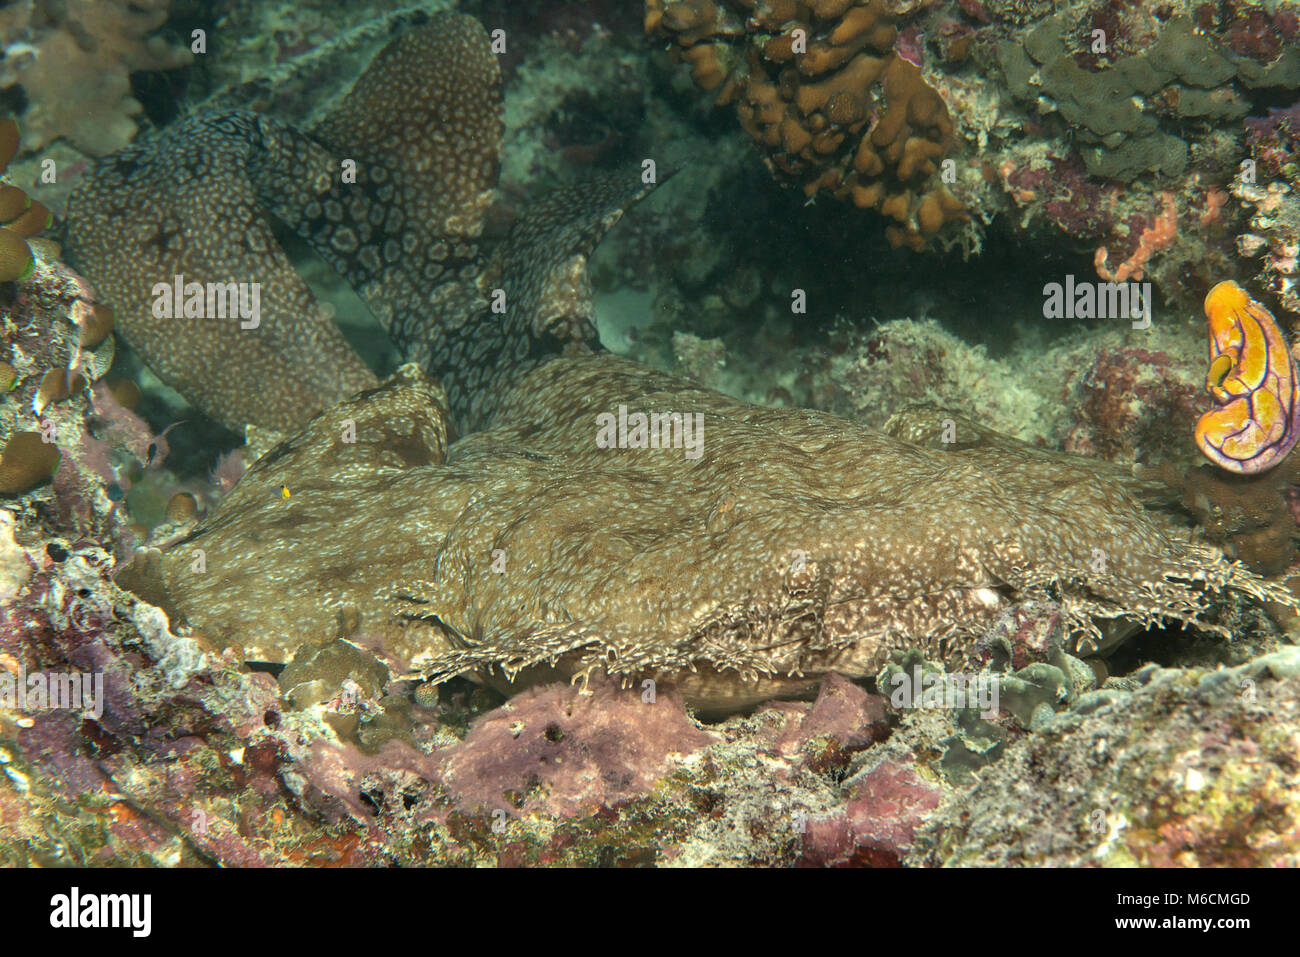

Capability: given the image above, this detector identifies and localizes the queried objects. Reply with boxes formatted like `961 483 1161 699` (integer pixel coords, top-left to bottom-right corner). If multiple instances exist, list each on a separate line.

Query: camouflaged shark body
71 14 1293 711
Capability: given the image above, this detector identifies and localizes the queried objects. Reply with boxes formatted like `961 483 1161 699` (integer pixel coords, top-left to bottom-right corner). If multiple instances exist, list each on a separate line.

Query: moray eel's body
70 14 1294 712
1194 280 1300 475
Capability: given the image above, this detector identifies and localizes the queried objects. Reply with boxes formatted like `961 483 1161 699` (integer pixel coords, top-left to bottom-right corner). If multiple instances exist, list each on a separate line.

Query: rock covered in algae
119 353 1292 712
910 648 1300 866
439 679 719 819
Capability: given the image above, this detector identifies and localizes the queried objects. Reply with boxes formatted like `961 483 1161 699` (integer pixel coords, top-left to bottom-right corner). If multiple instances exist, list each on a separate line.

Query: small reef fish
1194 280 1300 475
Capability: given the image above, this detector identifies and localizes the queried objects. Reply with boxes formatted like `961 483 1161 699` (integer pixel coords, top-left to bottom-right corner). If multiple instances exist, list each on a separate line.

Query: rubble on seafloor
1 0 1300 865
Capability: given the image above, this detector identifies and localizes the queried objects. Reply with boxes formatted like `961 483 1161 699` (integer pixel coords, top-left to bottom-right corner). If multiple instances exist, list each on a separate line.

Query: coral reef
1175 456 1300 575
913 649 1300 866
4 1 1300 872
0 121 221 556
997 10 1295 183
440 680 719 818
0 118 124 511
0 0 192 156
61 11 1287 720
646 0 964 249
805 317 1055 439
1060 342 1202 465
1233 109 1300 318
6 513 1295 868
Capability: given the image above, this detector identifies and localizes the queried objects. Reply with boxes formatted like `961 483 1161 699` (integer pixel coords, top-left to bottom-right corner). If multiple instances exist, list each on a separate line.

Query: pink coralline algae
775 673 891 766
441 680 719 818
1221 7 1300 63
1244 103 1300 180
1004 158 1122 240
798 759 943 867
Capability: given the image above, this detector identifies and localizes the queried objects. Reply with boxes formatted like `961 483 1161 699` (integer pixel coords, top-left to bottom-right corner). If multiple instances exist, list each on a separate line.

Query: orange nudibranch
1193 280 1300 474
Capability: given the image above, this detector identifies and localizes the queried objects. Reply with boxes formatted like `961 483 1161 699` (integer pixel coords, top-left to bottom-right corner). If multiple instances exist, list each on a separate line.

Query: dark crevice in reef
1102 624 1235 675
694 163 1113 360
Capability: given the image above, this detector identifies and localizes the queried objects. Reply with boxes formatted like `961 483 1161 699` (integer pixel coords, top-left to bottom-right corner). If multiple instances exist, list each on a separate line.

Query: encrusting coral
998 10 1300 183
0 0 193 156
646 0 963 249
70 12 1296 713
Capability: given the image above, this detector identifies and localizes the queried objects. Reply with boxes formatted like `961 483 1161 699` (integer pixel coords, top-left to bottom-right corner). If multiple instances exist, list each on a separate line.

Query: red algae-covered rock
798 757 942 866
1060 346 1202 465
442 679 719 818
776 672 890 762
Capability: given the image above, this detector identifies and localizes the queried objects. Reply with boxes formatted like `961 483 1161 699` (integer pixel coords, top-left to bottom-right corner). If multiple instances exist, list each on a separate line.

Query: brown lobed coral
646 0 963 249
0 119 51 282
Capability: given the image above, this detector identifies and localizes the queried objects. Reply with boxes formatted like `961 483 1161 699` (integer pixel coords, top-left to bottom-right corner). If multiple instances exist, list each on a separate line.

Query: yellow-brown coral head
33 368 86 415
0 227 34 282
0 431 60 494
0 184 28 222
2 199 51 239
0 120 50 281
649 0 962 248
1194 280 1300 474
75 302 116 350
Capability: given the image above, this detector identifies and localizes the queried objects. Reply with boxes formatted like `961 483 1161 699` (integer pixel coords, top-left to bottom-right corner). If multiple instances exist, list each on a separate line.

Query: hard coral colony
648 0 965 249
0 0 1295 875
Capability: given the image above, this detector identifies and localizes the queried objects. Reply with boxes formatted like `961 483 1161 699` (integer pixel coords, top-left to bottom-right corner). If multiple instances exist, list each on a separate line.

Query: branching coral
646 0 963 249
1094 191 1177 283
0 0 192 155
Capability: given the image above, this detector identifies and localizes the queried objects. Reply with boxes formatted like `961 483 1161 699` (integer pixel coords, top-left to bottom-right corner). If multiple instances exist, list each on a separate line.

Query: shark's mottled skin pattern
72 14 1293 711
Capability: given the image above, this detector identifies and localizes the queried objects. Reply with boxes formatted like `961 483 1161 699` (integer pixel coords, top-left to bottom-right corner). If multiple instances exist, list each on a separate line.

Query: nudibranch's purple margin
1199 390 1300 475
